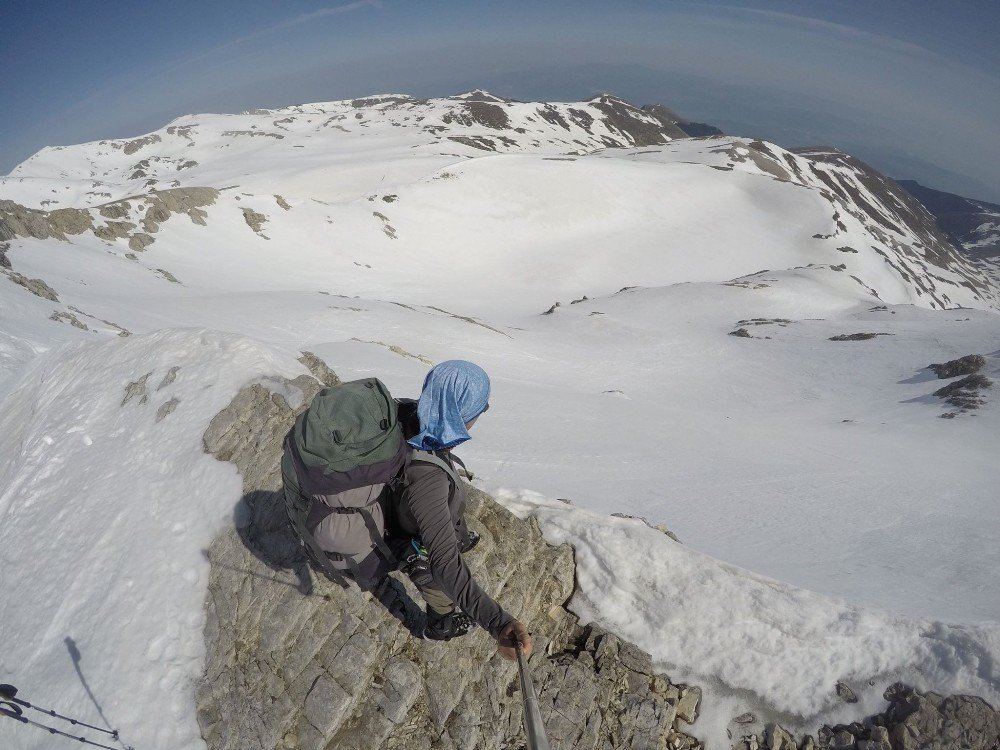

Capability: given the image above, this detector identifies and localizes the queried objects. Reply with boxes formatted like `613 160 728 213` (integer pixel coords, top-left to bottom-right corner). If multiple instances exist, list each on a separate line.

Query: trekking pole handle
515 640 551 750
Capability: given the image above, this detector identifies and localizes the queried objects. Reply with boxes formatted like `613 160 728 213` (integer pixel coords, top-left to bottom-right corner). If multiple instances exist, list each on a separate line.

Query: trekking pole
0 683 134 750
515 641 551 750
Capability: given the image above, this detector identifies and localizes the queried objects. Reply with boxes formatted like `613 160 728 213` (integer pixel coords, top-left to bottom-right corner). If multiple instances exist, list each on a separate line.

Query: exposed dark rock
897 180 1000 263
49 311 89 330
137 187 218 233
1 199 93 241
157 366 181 390
809 687 1000 750
730 328 753 338
156 268 181 284
0 241 9 268
351 95 418 108
129 233 155 253
99 202 131 220
724 141 792 182
196 365 704 750
156 397 180 422
221 130 283 139
828 333 894 341
543 301 561 315
447 135 498 151
5 272 59 301
451 90 509 104
463 101 510 130
371 211 397 239
94 220 136 242
737 318 793 327
536 104 571 131
589 94 670 147
836 682 859 703
144 202 171 225
792 148 967 273
241 208 268 236
167 125 195 142
934 373 992 410
641 104 724 138
297 351 341 387
566 107 596 133
121 134 162 155
637 104 690 139
677 122 725 137
768 724 797 750
121 372 151 406
929 354 985 379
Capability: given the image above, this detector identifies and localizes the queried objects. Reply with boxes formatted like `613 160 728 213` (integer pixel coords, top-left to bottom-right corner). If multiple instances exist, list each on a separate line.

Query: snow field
495 489 1000 746
0 330 305 750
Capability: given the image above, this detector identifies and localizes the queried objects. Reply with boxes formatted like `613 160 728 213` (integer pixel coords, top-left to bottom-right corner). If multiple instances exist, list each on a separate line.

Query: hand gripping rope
0 684 135 750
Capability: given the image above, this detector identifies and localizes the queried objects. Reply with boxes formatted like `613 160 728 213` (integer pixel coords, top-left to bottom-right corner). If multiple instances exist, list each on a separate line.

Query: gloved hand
497 620 532 662
459 529 481 553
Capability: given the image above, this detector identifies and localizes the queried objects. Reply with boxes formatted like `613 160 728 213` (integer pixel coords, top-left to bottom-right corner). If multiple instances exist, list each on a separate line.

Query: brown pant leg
416 581 454 615
389 536 455 615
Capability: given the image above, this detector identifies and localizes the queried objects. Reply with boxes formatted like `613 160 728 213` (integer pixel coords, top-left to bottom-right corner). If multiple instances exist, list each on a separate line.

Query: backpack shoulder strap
409 449 464 488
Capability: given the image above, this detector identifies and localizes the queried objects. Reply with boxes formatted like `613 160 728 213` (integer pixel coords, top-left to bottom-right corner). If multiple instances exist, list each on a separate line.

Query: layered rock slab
752 685 1000 750
197 363 703 750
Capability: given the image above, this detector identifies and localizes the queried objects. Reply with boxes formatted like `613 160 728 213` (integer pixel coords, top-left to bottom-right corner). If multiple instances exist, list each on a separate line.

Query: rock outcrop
747 684 1000 750
197 361 704 750
0 187 218 247
195 356 1000 750
929 354 986 379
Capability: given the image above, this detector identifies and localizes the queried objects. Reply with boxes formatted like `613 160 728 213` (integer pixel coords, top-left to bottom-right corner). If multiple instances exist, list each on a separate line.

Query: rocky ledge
197 358 703 750
196 356 1000 750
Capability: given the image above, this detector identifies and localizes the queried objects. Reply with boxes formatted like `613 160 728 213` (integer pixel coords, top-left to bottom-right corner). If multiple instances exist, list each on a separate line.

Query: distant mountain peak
586 92 638 108
451 89 510 103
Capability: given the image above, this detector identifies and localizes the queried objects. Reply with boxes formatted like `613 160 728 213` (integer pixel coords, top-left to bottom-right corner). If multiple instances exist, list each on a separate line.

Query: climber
391 360 532 661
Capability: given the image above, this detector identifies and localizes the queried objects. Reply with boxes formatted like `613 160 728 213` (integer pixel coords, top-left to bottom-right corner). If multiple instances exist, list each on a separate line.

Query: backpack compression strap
287 502 352 589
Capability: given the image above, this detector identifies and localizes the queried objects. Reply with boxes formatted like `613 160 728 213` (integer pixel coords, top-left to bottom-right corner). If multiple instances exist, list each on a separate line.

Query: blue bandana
408 360 490 451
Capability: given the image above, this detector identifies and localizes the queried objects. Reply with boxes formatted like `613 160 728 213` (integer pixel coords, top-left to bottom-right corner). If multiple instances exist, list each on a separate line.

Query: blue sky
2 0 998 201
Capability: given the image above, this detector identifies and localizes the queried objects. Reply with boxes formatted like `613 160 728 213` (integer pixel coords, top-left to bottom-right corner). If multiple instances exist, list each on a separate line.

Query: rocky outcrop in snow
198 353 1000 750
195 357 1000 750
0 187 217 247
196 359 705 750
744 684 1000 750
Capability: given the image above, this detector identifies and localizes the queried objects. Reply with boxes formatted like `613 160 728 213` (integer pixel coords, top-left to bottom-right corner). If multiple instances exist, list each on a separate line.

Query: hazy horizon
3 0 998 202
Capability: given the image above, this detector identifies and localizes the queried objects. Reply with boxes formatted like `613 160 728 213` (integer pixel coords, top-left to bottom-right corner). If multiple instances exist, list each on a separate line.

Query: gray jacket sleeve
404 466 514 639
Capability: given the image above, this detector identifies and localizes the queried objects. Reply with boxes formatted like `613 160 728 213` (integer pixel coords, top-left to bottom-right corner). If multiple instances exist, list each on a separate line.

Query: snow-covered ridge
3 91 677 205
1 92 996 317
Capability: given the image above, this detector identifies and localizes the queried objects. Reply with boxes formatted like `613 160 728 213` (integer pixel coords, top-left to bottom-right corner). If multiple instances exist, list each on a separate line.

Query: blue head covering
408 360 491 451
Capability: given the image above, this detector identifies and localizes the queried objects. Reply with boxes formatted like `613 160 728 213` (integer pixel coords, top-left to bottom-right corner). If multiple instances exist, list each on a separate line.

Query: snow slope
1 92 998 749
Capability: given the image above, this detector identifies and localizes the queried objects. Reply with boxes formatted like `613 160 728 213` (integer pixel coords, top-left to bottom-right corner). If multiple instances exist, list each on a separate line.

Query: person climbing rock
392 360 532 661
280 361 531 661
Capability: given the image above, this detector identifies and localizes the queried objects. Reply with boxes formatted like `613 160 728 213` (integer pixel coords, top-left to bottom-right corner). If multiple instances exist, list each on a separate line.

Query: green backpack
281 378 406 588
